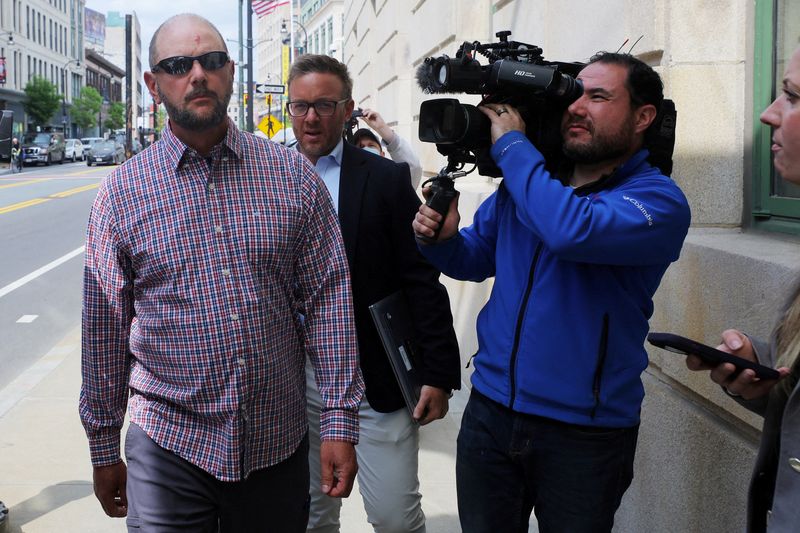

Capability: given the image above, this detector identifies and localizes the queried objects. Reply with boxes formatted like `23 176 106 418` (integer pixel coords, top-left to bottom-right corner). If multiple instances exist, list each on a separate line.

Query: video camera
416 31 584 180
343 107 364 144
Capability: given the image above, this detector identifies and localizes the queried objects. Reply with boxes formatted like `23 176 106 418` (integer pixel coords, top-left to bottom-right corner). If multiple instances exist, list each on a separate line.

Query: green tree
104 101 125 131
155 105 166 132
23 76 61 127
71 86 103 131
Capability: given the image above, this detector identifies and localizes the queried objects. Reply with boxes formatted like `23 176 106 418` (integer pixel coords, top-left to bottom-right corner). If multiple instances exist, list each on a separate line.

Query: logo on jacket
622 195 653 226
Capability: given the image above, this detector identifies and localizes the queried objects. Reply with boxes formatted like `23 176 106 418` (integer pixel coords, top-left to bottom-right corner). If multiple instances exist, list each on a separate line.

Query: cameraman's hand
413 187 460 243
479 104 525 143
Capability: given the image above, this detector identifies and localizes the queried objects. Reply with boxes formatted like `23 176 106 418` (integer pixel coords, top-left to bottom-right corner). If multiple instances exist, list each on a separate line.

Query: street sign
255 83 285 95
258 115 283 137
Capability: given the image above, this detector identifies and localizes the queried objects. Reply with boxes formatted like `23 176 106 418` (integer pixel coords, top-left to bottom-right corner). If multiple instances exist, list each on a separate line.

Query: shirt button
241 402 247 411
231 313 239 321
790 457 800 473
238 357 246 366
208 183 216 191
221 268 231 277
215 225 223 234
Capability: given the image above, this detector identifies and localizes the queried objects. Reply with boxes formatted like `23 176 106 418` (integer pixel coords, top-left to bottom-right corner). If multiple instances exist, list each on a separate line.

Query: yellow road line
0 182 100 215
0 198 50 215
49 182 100 198
0 178 53 190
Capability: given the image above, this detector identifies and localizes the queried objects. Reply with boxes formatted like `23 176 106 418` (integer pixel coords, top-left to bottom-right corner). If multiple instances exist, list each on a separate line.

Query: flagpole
247 0 254 132
238 0 244 131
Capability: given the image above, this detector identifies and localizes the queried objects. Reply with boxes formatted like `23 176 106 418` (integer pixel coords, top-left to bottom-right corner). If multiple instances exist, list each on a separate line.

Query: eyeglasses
286 99 349 117
151 51 230 76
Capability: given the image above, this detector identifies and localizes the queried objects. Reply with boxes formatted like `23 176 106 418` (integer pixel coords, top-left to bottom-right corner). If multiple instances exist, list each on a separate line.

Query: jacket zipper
590 313 610 419
508 242 543 410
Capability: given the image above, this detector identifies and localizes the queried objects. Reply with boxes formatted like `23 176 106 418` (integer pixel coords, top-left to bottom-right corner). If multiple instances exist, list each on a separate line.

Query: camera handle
422 166 466 242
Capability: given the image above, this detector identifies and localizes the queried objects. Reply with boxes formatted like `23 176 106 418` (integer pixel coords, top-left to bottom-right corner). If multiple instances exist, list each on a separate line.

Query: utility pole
125 15 133 158
246 0 254 133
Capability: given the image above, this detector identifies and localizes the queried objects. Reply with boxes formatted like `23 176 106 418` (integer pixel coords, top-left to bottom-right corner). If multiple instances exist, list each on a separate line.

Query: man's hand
413 189 460 243
413 385 450 425
93 462 128 517
319 440 358 498
685 329 790 400
478 104 526 143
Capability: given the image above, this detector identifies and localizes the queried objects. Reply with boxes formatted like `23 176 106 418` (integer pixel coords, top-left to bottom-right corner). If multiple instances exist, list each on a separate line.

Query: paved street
0 160 107 392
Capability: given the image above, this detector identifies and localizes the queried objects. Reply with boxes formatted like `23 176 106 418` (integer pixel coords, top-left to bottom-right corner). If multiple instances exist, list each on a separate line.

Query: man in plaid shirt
79 14 364 531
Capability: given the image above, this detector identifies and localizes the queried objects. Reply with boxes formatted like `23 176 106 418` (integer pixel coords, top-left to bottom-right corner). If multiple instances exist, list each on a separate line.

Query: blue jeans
456 390 638 533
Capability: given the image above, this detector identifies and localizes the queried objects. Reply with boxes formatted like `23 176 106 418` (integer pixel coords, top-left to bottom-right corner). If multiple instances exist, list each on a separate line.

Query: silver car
65 139 85 162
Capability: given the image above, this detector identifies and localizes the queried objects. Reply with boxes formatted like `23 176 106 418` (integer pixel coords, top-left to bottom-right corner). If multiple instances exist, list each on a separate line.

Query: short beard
157 83 232 131
562 118 636 165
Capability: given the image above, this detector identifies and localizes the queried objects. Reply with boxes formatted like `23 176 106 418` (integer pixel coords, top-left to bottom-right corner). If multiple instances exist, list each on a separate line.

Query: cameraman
413 52 691 532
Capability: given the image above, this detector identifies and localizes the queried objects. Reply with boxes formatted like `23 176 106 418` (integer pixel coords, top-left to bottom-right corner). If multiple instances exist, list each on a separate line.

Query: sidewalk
0 328 466 532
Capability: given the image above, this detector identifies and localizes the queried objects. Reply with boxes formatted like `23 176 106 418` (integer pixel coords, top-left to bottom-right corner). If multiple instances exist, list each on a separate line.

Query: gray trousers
125 422 310 532
305 361 425 533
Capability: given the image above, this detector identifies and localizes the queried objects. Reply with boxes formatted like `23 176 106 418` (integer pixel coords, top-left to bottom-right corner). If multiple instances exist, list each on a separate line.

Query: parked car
80 137 104 158
86 140 125 166
64 138 84 162
21 131 65 165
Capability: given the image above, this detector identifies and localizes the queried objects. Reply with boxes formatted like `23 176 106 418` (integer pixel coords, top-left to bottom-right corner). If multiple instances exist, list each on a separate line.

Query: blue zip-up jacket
421 131 691 427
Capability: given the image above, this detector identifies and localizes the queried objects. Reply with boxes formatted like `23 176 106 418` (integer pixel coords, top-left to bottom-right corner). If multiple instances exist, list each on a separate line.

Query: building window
753 0 800 234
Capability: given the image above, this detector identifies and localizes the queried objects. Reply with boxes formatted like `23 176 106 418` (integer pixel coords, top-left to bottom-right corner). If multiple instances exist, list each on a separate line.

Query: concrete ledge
651 227 800 428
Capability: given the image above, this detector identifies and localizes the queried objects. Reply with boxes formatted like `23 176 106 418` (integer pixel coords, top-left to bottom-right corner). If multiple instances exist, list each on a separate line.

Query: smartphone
647 332 780 380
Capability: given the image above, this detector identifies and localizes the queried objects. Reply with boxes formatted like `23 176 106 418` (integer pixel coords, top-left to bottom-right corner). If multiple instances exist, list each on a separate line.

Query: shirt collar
159 116 244 171
319 137 345 167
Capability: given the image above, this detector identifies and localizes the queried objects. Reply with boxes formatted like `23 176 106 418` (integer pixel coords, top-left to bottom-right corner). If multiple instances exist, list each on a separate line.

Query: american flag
252 0 289 17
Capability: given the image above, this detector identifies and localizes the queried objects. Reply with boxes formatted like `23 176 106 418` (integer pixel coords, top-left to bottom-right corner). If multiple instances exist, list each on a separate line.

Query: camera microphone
415 60 442 93
416 56 483 94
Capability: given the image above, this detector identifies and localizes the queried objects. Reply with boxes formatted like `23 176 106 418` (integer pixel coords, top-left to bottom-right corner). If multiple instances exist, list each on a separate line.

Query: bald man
79 14 364 531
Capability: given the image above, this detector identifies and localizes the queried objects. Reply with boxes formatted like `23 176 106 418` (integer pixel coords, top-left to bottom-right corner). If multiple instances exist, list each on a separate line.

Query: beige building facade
343 1 800 531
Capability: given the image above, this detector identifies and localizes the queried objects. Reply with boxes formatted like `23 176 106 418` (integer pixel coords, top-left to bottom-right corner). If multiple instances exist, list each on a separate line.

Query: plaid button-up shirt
80 119 363 481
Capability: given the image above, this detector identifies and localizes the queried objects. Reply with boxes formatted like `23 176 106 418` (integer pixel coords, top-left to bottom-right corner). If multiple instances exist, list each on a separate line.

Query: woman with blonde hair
686 45 800 533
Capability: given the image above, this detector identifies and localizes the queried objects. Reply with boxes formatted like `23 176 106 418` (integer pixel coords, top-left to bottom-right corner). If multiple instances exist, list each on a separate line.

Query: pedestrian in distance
413 52 691 533
354 108 423 189
80 14 363 532
287 54 461 533
685 44 800 533
10 137 22 173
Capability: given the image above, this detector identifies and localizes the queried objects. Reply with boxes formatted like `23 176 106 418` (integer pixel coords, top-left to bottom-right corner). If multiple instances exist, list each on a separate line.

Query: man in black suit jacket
288 54 461 533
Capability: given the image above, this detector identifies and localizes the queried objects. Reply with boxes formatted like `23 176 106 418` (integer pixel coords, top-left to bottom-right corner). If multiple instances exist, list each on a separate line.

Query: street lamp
61 59 81 136
280 19 308 63
0 31 16 87
0 31 14 46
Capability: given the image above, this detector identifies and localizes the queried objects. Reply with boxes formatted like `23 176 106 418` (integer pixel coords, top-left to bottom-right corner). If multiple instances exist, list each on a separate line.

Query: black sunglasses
151 51 230 76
